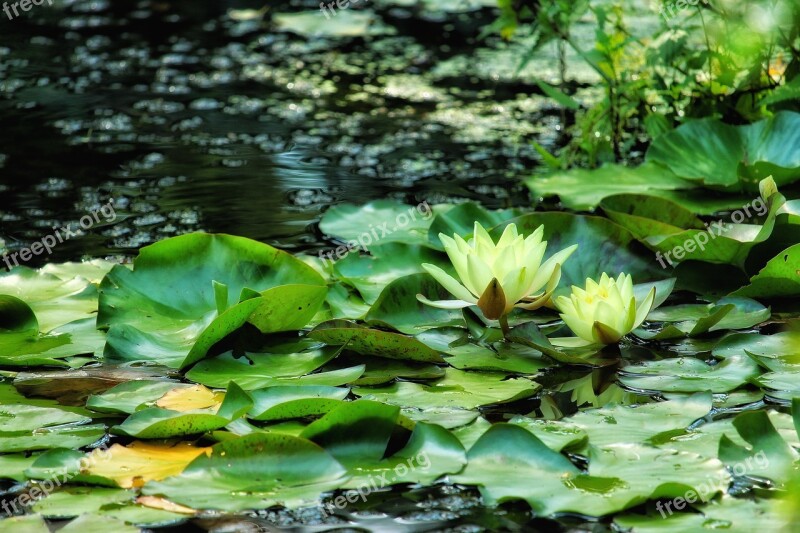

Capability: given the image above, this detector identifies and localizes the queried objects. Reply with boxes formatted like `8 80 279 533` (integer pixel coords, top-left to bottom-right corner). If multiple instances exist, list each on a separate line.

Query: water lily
417 222 577 332
554 273 656 346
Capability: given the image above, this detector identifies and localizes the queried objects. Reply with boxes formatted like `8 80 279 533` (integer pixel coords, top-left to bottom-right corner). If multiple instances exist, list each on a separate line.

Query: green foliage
3 193 800 530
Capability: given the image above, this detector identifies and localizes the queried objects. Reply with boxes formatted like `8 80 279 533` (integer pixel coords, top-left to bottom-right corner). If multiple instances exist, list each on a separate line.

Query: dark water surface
0 0 571 268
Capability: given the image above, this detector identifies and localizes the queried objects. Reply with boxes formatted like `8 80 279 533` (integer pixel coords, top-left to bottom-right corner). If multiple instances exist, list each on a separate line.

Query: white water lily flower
554 273 656 346
417 222 577 322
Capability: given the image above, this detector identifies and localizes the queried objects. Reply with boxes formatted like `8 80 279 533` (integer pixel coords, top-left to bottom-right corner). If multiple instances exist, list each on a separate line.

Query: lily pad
142 433 348 511
86 380 185 415
0 404 105 453
98 233 325 368
248 386 350 420
366 273 466 334
112 382 252 438
333 243 450 304
646 111 800 191
525 162 695 212
185 346 359 390
619 355 761 394
319 200 435 247
308 320 444 363
353 367 538 410
731 243 800 299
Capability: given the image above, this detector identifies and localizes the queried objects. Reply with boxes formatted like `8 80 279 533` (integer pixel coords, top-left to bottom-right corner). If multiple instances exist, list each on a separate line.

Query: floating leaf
0 404 104 453
319 200 435 247
185 345 356 390
646 111 800 191
619 355 761 393
85 442 212 488
98 233 325 368
353 368 537 410
731 243 800 299
248 386 350 420
142 433 348 511
366 273 466 334
309 320 444 363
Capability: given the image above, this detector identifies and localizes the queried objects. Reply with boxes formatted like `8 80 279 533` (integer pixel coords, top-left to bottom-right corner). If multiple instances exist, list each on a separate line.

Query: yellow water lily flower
417 222 577 328
554 273 656 346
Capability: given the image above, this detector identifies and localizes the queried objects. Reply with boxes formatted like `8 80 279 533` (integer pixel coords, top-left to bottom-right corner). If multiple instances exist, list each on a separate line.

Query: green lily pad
319 200 436 247
713 331 800 372
343 421 466 488
0 515 49 532
31 487 135 518
525 162 695 212
0 453 39 482
615 496 789 532
112 382 252 438
0 296 104 365
0 404 105 453
731 243 800 299
646 111 800 191
185 346 360 390
718 409 798 484
323 283 370 321
353 367 538 410
142 433 348 511
508 417 588 452
351 355 445 386
308 320 444 363
58 514 139 533
366 273 466 334
646 297 769 333
98 233 325 368
566 393 713 449
86 380 185 415
601 191 785 269
452 424 726 517
333 243 450 304
619 355 761 393
0 268 99 332
248 386 350 420
300 400 401 467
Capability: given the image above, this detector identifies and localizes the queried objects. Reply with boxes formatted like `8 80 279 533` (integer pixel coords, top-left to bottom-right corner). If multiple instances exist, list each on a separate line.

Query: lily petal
551 336 597 348
421 263 477 302
527 244 578 294
517 263 562 311
416 295 475 309
633 287 657 329
466 254 494 299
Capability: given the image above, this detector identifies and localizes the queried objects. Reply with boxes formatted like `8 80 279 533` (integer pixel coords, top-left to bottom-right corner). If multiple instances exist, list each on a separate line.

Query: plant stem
499 315 511 339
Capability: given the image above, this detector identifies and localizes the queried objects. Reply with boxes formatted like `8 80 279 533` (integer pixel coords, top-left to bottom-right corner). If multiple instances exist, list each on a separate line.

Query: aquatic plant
417 222 576 335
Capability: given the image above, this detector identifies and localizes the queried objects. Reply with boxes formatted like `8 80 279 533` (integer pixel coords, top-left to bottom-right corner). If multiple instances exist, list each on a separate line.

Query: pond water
0 0 598 267
0 1 679 531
